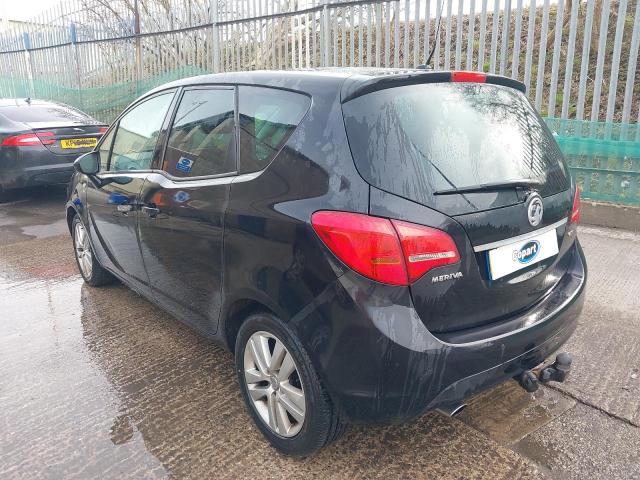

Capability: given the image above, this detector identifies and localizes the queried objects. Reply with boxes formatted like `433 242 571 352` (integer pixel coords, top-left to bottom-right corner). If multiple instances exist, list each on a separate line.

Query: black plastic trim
341 71 527 103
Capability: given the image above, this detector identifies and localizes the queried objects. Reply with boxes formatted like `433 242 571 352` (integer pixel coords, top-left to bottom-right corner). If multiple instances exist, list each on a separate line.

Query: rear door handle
142 205 160 218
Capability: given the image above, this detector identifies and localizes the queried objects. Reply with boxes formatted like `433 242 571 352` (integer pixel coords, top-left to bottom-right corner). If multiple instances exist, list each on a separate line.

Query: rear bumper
302 239 586 424
0 163 74 189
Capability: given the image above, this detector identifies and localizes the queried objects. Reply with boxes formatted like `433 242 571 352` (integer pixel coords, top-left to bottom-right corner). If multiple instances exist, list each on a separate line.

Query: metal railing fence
0 0 638 204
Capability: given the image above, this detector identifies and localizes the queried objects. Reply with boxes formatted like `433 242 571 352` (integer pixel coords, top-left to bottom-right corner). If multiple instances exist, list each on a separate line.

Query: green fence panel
546 118 640 205
0 66 209 123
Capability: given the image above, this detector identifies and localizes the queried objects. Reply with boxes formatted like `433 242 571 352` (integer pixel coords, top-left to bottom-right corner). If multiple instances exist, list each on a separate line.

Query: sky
1 0 59 22
1 0 563 24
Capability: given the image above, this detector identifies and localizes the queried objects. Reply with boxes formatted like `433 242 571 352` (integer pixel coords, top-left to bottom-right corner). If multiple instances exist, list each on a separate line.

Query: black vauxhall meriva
66 69 586 456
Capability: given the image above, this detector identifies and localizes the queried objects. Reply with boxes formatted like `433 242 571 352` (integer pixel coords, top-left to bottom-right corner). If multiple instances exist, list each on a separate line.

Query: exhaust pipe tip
437 403 467 417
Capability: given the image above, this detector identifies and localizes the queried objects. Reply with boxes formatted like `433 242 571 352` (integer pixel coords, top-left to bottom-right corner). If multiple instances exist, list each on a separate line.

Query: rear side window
342 83 568 208
238 86 310 173
163 88 235 178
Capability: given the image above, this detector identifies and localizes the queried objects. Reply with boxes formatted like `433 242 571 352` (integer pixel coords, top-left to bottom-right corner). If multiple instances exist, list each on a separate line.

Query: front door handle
116 204 133 214
142 205 160 218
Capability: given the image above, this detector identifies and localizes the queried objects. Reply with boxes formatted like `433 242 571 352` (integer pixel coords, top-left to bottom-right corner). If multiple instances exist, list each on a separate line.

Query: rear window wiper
434 179 543 196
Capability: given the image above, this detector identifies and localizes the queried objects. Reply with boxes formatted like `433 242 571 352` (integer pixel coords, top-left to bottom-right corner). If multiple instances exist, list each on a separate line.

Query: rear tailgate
1 103 105 156
30 125 106 156
342 74 574 333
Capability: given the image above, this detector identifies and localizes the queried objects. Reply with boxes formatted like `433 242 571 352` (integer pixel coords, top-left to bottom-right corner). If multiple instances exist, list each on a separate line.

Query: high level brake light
311 211 460 286
451 71 487 83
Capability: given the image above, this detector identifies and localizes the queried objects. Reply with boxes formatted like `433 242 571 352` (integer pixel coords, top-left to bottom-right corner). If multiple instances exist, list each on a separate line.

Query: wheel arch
221 297 279 353
66 205 79 233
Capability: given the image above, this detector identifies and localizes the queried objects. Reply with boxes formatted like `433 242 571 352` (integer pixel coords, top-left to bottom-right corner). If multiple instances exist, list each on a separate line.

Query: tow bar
517 352 572 393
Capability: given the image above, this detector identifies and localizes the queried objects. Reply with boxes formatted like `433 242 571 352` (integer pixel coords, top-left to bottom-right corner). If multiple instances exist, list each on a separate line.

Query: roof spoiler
341 71 526 103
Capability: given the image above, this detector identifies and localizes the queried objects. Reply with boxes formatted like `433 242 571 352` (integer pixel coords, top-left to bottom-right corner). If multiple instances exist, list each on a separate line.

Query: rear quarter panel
221 80 370 346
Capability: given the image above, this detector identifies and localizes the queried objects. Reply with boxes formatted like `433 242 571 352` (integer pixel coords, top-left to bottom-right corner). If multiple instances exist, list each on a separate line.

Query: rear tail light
451 71 487 83
311 211 460 286
35 131 56 145
569 186 581 224
1 131 55 147
311 212 407 285
391 219 461 283
99 126 108 134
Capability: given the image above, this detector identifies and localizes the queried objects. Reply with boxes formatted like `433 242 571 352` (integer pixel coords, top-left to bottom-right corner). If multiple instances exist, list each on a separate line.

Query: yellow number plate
60 138 98 149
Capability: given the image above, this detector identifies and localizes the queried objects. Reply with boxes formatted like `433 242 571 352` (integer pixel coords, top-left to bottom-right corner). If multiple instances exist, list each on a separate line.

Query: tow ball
517 352 572 393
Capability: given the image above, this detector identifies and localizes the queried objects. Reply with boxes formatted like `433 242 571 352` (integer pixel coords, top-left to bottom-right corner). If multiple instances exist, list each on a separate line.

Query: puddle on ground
0 187 68 245
0 275 168 478
20 219 68 239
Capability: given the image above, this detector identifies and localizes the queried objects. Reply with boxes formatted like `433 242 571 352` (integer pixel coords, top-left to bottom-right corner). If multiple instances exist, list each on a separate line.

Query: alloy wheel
243 331 306 437
74 221 93 279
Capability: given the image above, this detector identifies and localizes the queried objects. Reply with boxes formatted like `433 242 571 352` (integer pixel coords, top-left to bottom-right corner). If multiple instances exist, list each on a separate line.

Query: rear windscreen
342 83 568 206
0 105 92 124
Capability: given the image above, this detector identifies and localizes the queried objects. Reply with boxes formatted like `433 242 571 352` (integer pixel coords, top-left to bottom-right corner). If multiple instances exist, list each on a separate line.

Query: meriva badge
513 240 540 264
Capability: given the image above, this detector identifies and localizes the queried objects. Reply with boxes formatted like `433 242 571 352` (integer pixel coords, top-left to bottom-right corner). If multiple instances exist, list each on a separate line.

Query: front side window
163 88 236 178
108 92 174 172
98 128 115 170
238 86 310 173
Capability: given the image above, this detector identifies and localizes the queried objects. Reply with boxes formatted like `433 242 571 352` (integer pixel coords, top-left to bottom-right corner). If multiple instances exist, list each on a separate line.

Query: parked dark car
0 98 106 195
66 69 586 456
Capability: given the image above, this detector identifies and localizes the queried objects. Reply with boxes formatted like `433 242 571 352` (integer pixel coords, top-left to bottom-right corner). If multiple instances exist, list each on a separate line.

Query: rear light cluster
2 127 106 147
311 211 460 286
36 132 56 145
569 186 581 224
1 131 55 147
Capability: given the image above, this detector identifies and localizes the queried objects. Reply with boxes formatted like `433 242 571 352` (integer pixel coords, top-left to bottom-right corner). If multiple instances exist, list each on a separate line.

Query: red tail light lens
99 126 108 134
391 219 461 283
311 211 460 286
569 186 581 224
2 131 55 147
35 131 56 145
311 211 407 285
451 71 487 83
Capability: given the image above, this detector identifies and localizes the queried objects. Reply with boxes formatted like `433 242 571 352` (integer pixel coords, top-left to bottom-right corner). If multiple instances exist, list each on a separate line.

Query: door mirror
74 151 100 176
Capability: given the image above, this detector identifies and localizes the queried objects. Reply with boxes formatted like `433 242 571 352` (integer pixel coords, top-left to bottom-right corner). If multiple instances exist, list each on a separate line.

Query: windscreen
342 83 569 207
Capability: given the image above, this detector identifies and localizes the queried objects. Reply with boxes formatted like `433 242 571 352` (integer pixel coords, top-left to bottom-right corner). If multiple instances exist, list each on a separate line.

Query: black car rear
0 99 106 192
66 69 586 456
342 74 577 334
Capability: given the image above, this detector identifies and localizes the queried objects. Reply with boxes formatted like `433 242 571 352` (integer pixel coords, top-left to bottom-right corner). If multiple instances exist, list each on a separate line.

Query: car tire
235 312 346 456
71 215 114 287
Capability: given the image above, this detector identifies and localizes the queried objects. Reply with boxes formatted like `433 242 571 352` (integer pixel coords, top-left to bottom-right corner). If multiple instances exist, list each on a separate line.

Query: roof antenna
421 0 446 70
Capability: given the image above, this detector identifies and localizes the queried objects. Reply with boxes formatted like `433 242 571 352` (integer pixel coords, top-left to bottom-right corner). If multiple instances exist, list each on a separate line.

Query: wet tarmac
1 188 639 479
